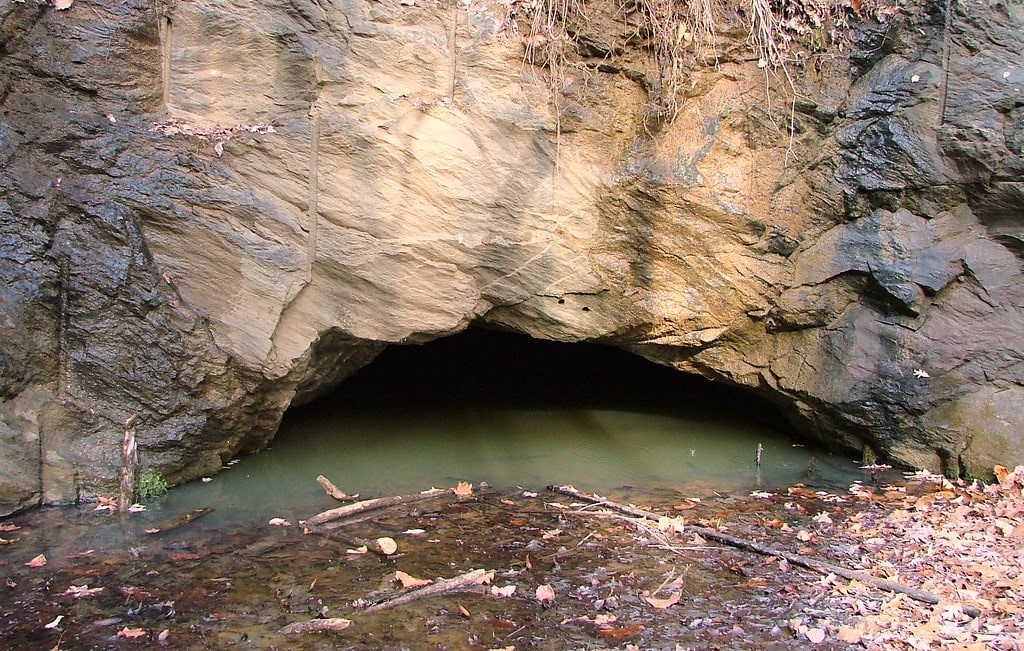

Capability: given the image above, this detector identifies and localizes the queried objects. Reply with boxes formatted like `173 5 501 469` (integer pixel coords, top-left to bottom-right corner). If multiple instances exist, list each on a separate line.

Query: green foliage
137 471 170 501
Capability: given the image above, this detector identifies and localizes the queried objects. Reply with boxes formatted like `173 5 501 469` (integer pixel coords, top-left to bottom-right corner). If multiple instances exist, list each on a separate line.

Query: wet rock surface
1 0 1023 511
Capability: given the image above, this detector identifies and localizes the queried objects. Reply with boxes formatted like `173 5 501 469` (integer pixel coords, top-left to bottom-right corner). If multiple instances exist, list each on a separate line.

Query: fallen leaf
522 491 538 498
144 528 161 534
25 554 47 568
0 524 20 532
542 528 562 540
491 584 516 598
805 627 826 644
458 603 471 618
346 545 368 555
835 625 862 643
402 528 426 535
127 504 146 512
453 482 474 499
535 584 556 604
525 554 532 569
43 615 63 630
54 0 74 10
812 512 833 526
117 626 148 639
394 571 431 588
157 628 170 643
376 537 398 555
201 477 212 483
267 518 291 526
597 623 645 640
63 584 104 598
643 591 682 609
796 530 813 542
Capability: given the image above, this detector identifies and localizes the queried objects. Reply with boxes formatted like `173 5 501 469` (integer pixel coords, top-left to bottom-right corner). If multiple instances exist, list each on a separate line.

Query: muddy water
0 330 872 649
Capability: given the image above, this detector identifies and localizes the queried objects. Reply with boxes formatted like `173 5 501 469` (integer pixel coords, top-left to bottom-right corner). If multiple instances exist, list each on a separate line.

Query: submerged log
304 488 447 527
358 568 493 614
146 507 213 535
548 485 981 618
279 617 352 635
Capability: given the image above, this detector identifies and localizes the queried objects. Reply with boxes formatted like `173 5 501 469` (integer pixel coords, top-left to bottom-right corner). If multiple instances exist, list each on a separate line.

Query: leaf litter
0 470 1021 649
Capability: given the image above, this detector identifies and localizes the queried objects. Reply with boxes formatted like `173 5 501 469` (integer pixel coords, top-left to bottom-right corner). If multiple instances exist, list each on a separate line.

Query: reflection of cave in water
160 326 865 525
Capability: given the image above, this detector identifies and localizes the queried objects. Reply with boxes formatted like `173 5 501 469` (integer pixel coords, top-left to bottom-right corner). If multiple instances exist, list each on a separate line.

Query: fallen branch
279 617 352 635
304 488 447 527
146 508 213 535
316 475 358 501
358 568 493 614
548 485 980 618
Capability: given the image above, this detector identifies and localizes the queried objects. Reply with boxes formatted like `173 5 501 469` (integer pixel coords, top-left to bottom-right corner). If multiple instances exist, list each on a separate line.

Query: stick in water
118 415 139 511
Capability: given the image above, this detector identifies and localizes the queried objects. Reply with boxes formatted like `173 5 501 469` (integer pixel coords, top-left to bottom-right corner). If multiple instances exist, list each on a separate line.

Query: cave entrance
250 327 860 505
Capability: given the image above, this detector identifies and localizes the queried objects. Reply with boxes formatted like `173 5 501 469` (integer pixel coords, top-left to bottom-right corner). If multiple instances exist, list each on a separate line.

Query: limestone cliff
1 0 1021 514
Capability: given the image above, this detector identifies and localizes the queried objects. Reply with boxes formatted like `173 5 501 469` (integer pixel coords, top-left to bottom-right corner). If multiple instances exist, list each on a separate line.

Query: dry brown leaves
799 465 1024 649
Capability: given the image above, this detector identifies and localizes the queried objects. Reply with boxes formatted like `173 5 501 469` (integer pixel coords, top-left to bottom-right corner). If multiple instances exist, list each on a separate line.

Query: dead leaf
796 530 813 542
804 627 826 644
63 585 104 598
535 584 556 604
117 626 147 639
835 624 862 643
644 590 682 609
157 628 169 643
267 518 291 526
525 554 532 569
346 545 368 555
43 615 63 630
597 623 645 640
542 528 562 540
376 537 398 555
0 523 20 532
25 554 46 568
491 585 516 598
54 0 74 10
458 603 471 618
453 481 474 499
394 571 431 588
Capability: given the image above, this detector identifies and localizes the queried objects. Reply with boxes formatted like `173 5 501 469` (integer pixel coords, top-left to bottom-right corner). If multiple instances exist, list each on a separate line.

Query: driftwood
316 475 358 501
548 485 981 618
146 507 213 535
305 488 447 527
358 568 493 614
279 617 352 635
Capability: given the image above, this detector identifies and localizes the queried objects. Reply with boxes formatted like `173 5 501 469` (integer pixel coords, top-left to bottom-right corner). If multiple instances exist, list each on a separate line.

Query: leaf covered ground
1 467 1022 649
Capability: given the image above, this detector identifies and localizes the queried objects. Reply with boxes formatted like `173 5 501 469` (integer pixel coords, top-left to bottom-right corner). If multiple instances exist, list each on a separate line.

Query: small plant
137 471 170 501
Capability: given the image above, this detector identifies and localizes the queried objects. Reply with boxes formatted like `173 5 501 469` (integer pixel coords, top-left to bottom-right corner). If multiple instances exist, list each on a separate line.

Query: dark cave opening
292 326 786 428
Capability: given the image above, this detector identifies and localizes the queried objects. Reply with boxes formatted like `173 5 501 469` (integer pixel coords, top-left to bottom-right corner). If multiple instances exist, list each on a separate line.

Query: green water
155 329 864 527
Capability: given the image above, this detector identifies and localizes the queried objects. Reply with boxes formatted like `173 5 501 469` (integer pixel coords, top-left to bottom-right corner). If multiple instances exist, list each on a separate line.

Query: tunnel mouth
258 327 864 497
296 326 786 420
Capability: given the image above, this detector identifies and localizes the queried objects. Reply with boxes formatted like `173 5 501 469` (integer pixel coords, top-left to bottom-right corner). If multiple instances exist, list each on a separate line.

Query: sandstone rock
0 0 1022 513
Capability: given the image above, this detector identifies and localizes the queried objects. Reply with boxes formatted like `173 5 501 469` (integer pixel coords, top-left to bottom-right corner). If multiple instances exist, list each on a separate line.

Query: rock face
1 0 1021 514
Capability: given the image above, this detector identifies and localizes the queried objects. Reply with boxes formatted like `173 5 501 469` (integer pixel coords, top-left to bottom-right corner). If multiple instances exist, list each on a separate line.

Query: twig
547 485 981 617
279 617 352 635
358 568 493 614
304 488 447 527
316 475 357 501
